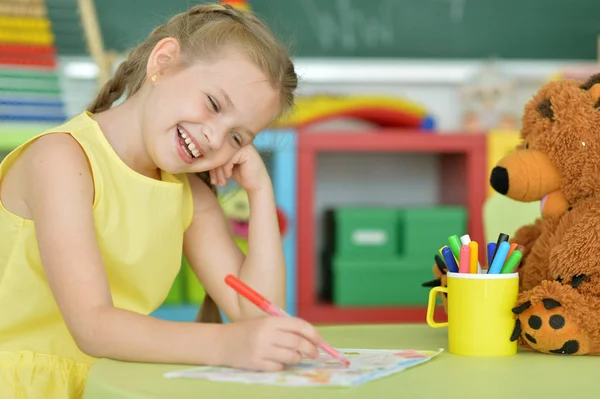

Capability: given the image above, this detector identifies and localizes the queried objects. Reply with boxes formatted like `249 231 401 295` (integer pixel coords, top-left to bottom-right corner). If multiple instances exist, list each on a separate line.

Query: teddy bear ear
589 85 600 107
580 73 600 107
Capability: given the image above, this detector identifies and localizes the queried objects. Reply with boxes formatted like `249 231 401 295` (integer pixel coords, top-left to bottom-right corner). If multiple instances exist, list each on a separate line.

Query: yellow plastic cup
426 272 519 356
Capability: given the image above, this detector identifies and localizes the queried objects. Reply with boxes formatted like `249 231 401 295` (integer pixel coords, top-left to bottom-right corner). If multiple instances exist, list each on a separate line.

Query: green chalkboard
47 0 600 59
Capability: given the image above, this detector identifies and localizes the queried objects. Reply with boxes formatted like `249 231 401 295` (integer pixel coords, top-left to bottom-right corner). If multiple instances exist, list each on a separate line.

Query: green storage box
332 207 400 258
399 206 467 256
327 206 466 260
332 256 433 306
324 206 467 305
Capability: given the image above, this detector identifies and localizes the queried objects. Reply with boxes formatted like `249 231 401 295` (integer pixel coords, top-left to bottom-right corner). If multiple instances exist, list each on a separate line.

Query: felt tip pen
488 233 509 273
507 242 518 259
438 246 455 265
459 245 471 273
438 245 449 258
448 235 462 260
486 242 496 268
441 246 459 273
468 241 478 274
500 245 524 274
488 241 511 274
460 234 482 273
224 274 350 367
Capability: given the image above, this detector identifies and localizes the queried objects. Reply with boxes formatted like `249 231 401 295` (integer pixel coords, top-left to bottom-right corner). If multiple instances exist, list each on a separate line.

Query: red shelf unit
297 130 488 324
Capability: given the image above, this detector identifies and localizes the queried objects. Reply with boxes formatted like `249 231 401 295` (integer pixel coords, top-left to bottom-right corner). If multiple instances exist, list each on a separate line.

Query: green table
84 323 600 398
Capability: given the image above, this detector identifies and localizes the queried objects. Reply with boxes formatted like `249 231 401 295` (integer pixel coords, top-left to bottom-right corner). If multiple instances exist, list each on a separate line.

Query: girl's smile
175 124 204 164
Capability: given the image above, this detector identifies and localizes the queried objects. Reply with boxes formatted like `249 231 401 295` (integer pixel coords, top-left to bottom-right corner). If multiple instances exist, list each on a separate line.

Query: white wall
292 58 597 131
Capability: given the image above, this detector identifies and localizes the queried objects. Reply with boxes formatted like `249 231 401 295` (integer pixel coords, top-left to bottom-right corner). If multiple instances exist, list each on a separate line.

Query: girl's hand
209 145 270 194
219 315 321 371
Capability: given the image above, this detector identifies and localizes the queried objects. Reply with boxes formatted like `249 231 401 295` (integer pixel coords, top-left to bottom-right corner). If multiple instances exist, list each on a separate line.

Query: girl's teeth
178 126 201 159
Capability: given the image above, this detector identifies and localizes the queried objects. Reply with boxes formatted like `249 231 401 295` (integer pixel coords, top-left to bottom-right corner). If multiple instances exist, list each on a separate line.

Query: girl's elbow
66 310 110 358
71 326 106 358
77 340 104 358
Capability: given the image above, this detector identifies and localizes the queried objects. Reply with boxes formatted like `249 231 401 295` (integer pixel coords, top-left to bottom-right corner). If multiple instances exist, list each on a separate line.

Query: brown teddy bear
424 73 600 355
488 73 600 355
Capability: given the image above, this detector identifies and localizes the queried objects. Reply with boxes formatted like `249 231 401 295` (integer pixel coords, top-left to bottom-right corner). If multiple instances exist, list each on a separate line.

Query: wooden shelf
297 129 483 152
297 129 487 324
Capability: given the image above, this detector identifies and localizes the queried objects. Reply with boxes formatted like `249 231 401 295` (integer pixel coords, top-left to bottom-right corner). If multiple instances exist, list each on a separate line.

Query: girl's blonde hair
87 3 297 323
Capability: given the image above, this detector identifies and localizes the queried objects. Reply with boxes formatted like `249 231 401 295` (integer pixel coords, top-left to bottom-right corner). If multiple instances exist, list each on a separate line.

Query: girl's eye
231 132 242 146
208 95 219 112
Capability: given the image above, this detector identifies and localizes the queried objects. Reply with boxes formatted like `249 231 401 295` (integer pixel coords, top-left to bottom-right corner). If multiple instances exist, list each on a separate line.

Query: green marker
500 247 523 273
447 235 462 260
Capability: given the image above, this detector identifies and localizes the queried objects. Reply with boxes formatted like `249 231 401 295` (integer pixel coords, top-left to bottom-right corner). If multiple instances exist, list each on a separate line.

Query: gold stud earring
150 74 157 82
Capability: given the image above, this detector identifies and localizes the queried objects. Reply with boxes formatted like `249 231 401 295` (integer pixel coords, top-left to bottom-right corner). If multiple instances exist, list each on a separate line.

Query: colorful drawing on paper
163 348 443 387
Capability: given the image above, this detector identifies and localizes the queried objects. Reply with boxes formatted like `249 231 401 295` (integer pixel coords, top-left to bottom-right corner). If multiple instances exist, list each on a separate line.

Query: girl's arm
183 173 285 321
23 134 225 364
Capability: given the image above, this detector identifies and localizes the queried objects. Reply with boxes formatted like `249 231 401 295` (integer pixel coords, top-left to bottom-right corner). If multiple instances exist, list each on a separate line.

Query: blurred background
1 0 598 324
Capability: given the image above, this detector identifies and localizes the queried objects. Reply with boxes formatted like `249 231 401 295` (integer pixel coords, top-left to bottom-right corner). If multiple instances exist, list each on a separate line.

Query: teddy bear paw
511 297 589 355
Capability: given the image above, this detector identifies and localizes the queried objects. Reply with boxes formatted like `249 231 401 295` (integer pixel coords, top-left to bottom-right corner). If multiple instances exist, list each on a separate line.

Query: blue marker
487 242 496 268
488 241 510 274
442 246 459 273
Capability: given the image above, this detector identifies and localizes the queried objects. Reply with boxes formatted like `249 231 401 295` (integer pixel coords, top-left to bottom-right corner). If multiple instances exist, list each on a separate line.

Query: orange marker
506 242 518 260
468 241 478 274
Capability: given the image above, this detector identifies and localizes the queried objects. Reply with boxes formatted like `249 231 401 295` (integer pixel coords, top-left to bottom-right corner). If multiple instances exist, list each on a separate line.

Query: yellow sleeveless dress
0 111 193 398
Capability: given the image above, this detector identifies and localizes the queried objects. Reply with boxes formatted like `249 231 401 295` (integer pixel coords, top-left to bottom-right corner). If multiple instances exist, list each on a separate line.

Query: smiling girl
0 4 320 398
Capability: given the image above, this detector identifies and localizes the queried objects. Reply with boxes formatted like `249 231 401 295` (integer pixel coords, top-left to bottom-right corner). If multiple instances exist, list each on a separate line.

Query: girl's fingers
224 162 236 180
274 332 318 359
216 167 227 186
256 359 285 372
264 346 303 366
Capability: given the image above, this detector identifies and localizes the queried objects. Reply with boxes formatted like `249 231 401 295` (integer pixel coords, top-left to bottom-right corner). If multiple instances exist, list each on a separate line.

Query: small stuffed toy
219 188 288 254
421 256 448 314
460 61 520 133
488 73 600 355
220 189 252 244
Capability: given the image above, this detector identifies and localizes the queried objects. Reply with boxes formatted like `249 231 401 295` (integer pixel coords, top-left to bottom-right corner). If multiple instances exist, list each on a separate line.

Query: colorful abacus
0 0 66 124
